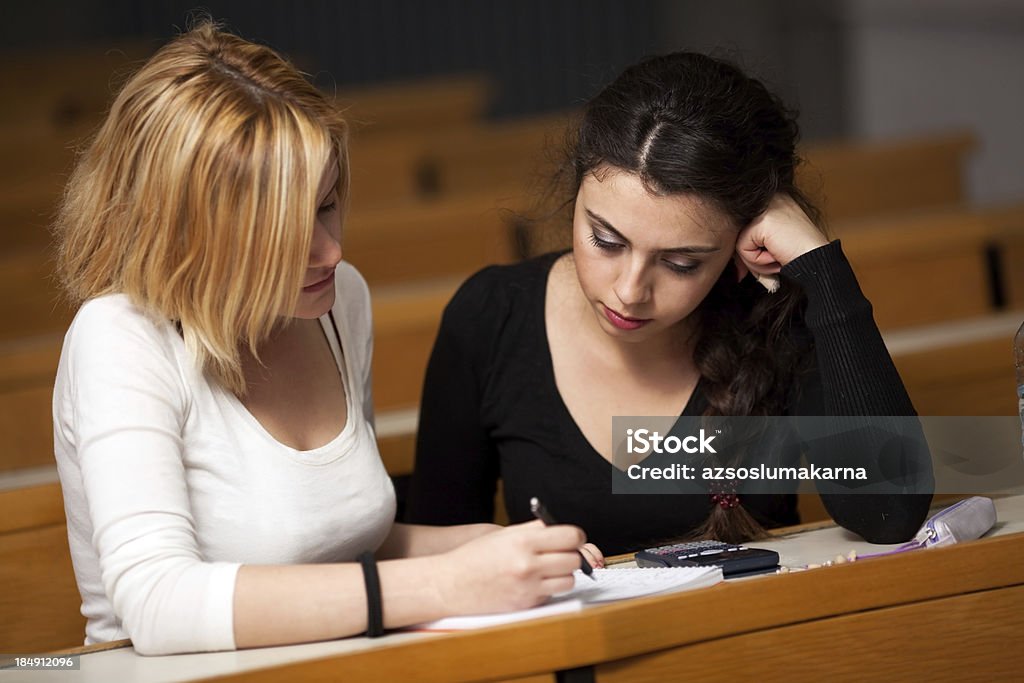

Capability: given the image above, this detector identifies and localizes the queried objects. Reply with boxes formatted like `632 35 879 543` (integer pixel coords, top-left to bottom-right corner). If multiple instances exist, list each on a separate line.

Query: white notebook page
413 565 722 631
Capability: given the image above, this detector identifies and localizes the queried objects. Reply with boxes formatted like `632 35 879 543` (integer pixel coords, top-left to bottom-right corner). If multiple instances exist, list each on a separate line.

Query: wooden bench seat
0 45 146 133
344 111 571 209
830 201 1021 330
0 247 73 343
333 75 492 138
798 131 976 222
833 207 997 329
2 200 1021 474
0 113 978 257
388 124 975 222
981 203 1024 308
344 195 519 287
886 311 1023 416
415 112 575 199
0 482 83 652
370 279 458 410
0 334 64 474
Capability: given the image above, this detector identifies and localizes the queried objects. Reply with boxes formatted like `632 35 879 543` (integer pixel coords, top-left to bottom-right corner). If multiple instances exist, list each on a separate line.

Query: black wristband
357 551 384 638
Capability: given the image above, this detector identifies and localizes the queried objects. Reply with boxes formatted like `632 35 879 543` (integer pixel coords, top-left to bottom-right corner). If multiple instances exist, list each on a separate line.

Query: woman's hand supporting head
733 194 829 282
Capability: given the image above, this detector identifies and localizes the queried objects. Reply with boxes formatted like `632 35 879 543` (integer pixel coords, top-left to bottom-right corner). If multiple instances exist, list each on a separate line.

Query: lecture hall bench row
0 198 1023 476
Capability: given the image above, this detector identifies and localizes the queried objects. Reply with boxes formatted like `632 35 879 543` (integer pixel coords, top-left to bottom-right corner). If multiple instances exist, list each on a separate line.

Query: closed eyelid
586 211 624 239
590 225 623 242
584 210 719 255
664 258 699 270
318 187 339 205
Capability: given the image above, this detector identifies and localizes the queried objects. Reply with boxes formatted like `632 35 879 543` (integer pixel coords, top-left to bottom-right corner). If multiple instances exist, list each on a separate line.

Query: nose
613 255 651 308
309 218 342 269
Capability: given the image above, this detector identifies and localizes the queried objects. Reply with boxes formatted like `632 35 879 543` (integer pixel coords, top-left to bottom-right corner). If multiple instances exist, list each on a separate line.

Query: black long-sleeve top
406 241 933 554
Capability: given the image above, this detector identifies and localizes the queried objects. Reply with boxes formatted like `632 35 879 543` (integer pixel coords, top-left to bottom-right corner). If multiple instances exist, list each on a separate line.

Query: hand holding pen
530 497 599 581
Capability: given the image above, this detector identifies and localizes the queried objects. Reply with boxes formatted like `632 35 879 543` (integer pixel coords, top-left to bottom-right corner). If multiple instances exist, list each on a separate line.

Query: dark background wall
4 1 1021 204
0 1 846 136
1 1 660 118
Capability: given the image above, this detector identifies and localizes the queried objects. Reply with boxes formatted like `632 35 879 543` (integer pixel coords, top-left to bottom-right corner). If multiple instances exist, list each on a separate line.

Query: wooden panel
345 196 518 287
0 384 57 472
341 75 491 207
371 281 457 410
0 334 63 389
424 112 575 200
1004 240 1024 309
0 335 64 473
0 189 62 252
378 432 416 478
893 335 1018 416
0 128 81 202
796 492 829 524
597 584 1024 683
0 44 146 131
204 532 1024 683
0 247 73 341
347 136 428 209
854 250 990 329
983 203 1024 309
334 75 491 137
799 131 974 222
493 480 510 526
350 120 972 224
347 110 573 210
835 209 995 329
50 638 131 655
0 523 85 652
0 482 65 534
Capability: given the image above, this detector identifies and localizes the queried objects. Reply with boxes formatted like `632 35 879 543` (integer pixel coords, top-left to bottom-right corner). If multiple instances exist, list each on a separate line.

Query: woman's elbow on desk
106 556 240 656
825 493 933 545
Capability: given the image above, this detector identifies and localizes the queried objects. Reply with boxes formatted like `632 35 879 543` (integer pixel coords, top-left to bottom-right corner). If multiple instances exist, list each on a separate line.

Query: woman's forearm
376 521 501 560
232 557 446 648
232 520 577 649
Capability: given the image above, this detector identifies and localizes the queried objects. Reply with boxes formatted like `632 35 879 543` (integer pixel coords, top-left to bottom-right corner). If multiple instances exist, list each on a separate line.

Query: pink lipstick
602 304 651 330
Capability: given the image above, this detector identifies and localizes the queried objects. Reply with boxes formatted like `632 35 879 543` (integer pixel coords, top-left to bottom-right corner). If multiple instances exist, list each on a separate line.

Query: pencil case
857 496 998 561
911 496 997 549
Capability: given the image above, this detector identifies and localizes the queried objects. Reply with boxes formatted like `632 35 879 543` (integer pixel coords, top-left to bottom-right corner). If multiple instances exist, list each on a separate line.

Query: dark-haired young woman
406 52 933 556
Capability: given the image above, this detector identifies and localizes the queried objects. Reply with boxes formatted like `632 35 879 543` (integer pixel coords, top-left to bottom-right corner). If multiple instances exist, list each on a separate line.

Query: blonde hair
55 21 349 394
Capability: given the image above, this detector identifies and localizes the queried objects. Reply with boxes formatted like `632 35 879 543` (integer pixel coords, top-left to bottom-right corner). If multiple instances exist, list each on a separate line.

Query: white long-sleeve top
52 262 396 655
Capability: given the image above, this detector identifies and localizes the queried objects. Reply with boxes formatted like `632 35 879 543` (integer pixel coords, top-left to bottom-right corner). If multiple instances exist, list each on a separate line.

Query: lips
601 304 651 331
303 270 335 293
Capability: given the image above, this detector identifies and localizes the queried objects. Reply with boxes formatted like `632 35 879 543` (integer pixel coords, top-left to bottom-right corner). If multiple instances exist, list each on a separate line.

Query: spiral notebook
413 565 723 631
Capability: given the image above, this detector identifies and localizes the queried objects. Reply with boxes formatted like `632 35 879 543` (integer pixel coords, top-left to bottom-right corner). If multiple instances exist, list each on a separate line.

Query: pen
529 496 596 581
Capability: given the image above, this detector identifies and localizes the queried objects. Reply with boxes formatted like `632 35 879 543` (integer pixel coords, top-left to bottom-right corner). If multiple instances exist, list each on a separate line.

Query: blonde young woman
52 22 598 655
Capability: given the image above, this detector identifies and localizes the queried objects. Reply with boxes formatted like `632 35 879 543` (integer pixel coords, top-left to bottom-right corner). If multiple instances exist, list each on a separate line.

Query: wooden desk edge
188 530 1024 683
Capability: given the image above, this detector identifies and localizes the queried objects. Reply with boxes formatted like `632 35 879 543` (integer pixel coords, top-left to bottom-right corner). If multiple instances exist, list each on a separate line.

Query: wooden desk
15 496 1024 683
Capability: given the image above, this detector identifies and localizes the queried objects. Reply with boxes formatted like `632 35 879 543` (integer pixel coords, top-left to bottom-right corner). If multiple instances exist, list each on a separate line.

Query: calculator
634 540 780 577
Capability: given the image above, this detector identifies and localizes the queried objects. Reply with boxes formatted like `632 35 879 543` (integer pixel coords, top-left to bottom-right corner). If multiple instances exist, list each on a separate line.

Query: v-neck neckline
535 252 707 471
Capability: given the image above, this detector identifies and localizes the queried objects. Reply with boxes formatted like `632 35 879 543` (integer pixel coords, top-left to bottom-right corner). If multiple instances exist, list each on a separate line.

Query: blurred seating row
2 62 1023 473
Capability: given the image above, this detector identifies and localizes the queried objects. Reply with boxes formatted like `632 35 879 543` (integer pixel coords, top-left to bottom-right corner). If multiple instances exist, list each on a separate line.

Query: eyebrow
585 209 721 255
